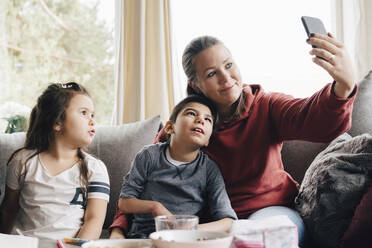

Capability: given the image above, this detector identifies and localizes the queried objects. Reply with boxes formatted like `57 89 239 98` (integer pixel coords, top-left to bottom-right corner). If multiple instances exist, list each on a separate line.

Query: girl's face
166 102 214 149
192 44 243 113
55 94 95 148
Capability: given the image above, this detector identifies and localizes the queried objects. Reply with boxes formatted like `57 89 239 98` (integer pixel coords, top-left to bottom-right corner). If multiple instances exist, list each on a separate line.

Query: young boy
118 95 237 238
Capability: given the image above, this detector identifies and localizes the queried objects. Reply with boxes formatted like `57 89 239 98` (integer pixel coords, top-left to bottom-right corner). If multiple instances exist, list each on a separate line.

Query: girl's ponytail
77 148 89 207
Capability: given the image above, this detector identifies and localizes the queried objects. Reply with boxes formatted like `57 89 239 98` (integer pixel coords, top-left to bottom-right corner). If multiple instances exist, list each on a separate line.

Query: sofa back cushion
0 115 161 229
281 141 328 183
349 70 372 136
0 132 26 204
88 115 161 228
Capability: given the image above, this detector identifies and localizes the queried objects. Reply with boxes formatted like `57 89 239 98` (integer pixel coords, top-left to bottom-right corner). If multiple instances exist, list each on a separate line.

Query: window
171 0 333 99
0 0 114 132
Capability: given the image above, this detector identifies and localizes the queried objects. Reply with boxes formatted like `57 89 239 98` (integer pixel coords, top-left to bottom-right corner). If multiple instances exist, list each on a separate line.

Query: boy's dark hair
167 95 218 141
8 82 91 203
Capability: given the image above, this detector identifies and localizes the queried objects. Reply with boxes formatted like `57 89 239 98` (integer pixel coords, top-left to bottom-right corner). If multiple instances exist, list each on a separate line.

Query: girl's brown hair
8 82 90 205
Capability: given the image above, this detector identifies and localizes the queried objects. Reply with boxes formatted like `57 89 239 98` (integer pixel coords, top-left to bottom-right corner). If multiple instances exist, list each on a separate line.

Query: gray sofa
1 71 371 244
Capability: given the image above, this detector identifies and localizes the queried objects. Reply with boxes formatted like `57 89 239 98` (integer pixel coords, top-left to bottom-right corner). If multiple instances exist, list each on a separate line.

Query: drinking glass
155 215 199 231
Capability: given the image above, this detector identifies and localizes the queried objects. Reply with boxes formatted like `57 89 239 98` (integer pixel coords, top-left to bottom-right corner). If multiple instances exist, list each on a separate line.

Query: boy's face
166 102 214 148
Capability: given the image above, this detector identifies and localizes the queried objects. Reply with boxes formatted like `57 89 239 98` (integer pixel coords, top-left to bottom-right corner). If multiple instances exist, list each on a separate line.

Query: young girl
0 82 110 242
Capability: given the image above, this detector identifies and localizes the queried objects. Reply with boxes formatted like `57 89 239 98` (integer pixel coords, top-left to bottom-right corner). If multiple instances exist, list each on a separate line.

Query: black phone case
301 16 327 48
301 16 327 37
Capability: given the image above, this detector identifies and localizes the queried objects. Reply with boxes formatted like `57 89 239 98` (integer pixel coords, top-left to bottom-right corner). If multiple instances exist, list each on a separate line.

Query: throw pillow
295 133 372 248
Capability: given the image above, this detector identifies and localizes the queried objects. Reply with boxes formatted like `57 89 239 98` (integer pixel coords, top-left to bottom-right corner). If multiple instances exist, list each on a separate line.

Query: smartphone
301 16 327 48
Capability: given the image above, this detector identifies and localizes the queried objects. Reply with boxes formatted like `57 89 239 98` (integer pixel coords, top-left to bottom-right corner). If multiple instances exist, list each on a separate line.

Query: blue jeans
247 206 307 247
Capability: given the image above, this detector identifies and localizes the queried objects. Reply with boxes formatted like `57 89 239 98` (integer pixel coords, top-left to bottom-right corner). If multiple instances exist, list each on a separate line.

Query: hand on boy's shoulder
153 127 167 144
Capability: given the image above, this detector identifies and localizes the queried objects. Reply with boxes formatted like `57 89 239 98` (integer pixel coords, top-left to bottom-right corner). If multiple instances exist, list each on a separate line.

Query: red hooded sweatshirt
201 83 356 217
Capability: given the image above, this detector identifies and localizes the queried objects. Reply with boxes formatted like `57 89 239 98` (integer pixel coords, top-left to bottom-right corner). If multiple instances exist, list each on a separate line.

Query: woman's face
192 44 243 112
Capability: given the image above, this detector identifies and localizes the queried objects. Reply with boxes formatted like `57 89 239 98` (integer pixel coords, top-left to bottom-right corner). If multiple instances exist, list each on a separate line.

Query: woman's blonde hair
182 36 246 123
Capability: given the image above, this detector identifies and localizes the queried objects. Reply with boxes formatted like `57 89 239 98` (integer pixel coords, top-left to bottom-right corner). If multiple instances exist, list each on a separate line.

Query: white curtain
113 0 181 124
332 0 372 81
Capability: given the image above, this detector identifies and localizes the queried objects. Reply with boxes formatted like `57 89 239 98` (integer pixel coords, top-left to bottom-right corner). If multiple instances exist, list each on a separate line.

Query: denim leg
247 206 307 247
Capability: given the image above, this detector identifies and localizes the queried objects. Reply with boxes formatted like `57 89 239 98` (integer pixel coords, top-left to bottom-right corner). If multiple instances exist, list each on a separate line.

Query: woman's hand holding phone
303 17 355 98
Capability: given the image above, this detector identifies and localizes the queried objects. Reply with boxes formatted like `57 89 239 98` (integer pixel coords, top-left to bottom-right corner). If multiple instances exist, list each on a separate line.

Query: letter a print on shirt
70 187 87 209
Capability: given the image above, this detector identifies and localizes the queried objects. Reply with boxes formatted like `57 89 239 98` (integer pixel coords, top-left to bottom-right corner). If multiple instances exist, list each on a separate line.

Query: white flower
0 101 31 119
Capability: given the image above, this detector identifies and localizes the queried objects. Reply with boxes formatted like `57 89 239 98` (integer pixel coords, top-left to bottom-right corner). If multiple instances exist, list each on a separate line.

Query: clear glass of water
155 215 199 231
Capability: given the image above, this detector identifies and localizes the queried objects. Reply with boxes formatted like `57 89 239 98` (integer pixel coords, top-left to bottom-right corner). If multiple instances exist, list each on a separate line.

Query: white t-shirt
6 149 110 241
165 147 187 166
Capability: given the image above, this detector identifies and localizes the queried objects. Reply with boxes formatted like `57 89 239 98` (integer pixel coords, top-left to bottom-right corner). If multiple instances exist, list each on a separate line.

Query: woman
110 34 356 245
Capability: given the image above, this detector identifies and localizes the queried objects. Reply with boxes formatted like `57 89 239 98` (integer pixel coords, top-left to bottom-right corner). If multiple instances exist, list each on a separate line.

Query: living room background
0 0 116 131
1 0 371 132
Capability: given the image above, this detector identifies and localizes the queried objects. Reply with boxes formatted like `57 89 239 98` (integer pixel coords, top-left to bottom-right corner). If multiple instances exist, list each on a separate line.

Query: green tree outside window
0 0 114 127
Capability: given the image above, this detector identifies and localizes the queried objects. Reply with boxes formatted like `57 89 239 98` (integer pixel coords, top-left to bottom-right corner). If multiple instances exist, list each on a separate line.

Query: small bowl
150 230 233 248
81 239 152 248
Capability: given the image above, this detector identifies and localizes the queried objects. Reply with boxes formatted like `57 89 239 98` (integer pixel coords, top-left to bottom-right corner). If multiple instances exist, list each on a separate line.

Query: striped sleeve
87 156 110 202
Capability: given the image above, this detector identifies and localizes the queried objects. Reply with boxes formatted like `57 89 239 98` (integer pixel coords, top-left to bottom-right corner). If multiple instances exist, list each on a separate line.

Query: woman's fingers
309 48 336 65
308 33 343 48
311 56 333 74
325 32 343 48
308 33 341 70
306 33 355 96
307 33 340 54
327 32 345 48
